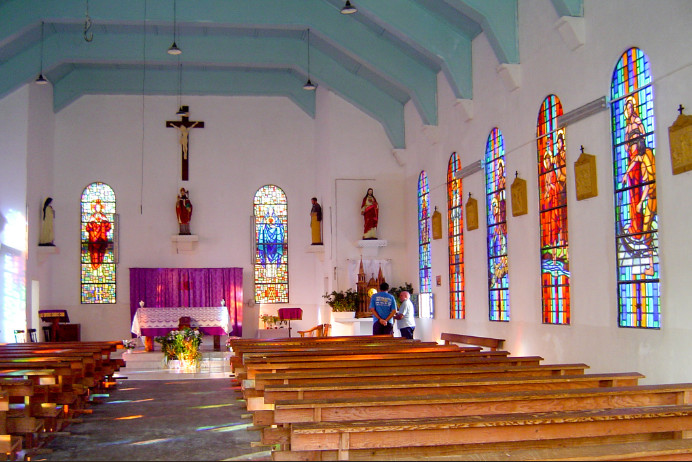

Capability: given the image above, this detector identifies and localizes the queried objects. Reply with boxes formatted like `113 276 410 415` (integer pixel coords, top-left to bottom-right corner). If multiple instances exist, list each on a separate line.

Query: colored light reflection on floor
115 415 144 420
189 402 236 410
131 438 178 446
210 423 253 433
107 398 154 404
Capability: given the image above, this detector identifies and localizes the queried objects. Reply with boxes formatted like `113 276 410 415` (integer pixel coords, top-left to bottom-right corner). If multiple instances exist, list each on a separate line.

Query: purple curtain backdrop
129 267 243 337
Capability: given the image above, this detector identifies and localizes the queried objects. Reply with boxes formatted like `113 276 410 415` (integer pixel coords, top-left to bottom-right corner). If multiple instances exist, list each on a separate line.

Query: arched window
609 47 660 328
418 171 432 295
484 128 509 321
80 182 116 303
447 152 464 319
254 185 289 304
537 95 570 324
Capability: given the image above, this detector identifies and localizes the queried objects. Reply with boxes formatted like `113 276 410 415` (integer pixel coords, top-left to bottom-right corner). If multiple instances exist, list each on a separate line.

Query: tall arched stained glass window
537 95 570 325
484 128 509 321
80 182 116 303
610 47 660 328
418 171 432 295
254 185 289 304
447 152 464 319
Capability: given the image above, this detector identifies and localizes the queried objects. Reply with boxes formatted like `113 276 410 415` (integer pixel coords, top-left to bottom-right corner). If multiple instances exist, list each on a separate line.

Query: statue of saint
310 197 323 245
39 197 55 246
361 187 379 239
176 188 193 235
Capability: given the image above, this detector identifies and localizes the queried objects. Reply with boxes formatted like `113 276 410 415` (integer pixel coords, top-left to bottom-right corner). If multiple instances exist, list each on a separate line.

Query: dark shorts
399 326 415 339
373 322 394 336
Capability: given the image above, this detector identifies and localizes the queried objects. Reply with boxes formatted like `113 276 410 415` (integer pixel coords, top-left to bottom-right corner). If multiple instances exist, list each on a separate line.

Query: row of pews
0 340 125 460
229 334 692 461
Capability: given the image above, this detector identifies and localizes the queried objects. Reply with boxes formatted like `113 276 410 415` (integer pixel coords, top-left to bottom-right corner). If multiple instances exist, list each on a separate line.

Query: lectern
278 308 303 338
39 309 76 341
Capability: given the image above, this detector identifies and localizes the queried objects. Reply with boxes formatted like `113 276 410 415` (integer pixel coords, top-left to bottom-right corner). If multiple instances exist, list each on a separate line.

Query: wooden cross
166 106 204 181
678 104 685 115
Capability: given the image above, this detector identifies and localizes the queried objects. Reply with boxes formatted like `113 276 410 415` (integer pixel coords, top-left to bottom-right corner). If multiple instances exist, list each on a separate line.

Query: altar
131 306 230 351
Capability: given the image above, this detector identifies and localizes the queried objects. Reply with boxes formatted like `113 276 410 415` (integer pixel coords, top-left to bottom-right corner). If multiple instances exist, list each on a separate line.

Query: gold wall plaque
669 112 692 175
465 196 478 231
431 208 443 240
511 176 527 217
574 152 598 201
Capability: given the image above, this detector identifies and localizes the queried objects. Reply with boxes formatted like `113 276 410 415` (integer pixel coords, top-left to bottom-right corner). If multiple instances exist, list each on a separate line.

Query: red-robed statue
176 188 193 235
360 187 379 239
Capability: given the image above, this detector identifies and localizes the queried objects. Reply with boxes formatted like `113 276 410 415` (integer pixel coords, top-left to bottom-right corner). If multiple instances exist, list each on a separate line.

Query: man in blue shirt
369 282 396 335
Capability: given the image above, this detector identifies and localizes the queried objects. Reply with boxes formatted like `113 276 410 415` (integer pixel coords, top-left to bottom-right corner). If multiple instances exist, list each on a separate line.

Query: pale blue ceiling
0 0 582 148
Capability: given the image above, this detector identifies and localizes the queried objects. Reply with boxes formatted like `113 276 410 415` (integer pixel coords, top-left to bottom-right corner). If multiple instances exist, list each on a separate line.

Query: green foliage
260 314 287 328
388 282 415 306
323 288 361 312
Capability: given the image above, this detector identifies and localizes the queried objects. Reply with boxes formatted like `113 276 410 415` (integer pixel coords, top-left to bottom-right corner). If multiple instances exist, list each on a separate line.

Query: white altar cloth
131 306 230 337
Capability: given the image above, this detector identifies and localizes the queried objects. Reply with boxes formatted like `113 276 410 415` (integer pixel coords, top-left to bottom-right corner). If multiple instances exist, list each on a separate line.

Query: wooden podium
39 310 81 342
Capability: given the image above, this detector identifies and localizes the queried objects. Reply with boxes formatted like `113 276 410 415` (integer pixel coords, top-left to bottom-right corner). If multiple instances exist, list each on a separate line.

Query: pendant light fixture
167 0 182 55
36 21 48 84
303 28 316 91
341 1 357 14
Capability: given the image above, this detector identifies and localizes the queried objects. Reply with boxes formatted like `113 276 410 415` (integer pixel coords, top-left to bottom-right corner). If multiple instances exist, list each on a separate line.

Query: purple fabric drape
129 267 243 337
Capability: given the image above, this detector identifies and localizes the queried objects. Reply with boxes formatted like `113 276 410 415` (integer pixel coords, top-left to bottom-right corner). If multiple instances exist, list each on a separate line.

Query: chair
178 316 192 329
13 329 25 343
27 328 37 342
298 323 331 337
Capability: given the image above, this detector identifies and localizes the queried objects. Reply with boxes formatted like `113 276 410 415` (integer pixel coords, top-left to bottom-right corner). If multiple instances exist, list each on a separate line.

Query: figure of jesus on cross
166 106 204 181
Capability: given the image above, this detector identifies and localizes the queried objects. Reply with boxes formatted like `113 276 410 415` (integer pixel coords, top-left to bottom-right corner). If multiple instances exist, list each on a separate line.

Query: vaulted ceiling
0 0 583 148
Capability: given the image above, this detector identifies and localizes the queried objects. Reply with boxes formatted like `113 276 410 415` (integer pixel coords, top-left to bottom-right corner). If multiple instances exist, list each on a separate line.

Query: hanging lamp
303 29 317 91
167 0 182 55
341 1 357 14
36 21 48 84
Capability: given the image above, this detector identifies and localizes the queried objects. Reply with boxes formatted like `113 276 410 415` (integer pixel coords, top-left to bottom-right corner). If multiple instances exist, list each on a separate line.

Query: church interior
1 3 692 456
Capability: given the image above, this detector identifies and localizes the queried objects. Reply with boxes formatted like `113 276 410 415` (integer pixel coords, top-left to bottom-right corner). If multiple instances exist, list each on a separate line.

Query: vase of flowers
154 327 204 371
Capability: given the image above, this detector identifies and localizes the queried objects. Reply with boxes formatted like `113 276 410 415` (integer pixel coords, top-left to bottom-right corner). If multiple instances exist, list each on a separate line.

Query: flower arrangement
154 327 203 368
260 313 287 329
122 339 138 350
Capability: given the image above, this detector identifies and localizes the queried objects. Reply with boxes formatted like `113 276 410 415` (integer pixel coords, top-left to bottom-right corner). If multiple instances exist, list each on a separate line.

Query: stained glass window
418 171 432 295
447 152 464 319
484 128 509 321
536 95 570 325
80 182 116 303
610 47 660 328
254 185 289 304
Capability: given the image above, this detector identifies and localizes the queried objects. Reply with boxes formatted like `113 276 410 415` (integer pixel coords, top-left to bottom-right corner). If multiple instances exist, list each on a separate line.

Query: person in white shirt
395 291 415 339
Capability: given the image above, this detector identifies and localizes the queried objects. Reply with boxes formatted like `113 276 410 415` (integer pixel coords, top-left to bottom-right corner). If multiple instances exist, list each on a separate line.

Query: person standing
310 197 322 245
369 282 396 335
360 187 379 239
395 291 416 339
39 197 55 246
176 188 193 235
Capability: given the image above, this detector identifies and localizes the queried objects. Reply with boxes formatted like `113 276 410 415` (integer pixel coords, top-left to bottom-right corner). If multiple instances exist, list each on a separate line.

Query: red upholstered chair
178 316 192 329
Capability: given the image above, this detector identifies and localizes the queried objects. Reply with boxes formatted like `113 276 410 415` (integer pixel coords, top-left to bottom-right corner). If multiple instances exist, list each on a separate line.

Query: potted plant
323 288 360 312
389 282 416 308
154 327 204 371
260 313 287 329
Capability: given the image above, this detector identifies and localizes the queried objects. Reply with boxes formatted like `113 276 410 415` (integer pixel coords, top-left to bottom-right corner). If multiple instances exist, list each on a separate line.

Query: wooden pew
232 342 468 372
239 351 516 380
258 371 641 410
260 382 692 426
276 404 692 460
441 332 505 351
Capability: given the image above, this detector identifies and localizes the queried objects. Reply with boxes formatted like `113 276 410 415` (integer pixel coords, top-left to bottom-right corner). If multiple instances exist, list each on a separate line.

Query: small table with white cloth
131 306 230 351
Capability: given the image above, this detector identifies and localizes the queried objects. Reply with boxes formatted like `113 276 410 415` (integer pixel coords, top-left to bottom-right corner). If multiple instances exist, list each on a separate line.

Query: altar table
131 306 230 351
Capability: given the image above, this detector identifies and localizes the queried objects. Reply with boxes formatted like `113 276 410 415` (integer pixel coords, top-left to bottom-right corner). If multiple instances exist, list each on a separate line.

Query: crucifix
166 106 204 181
